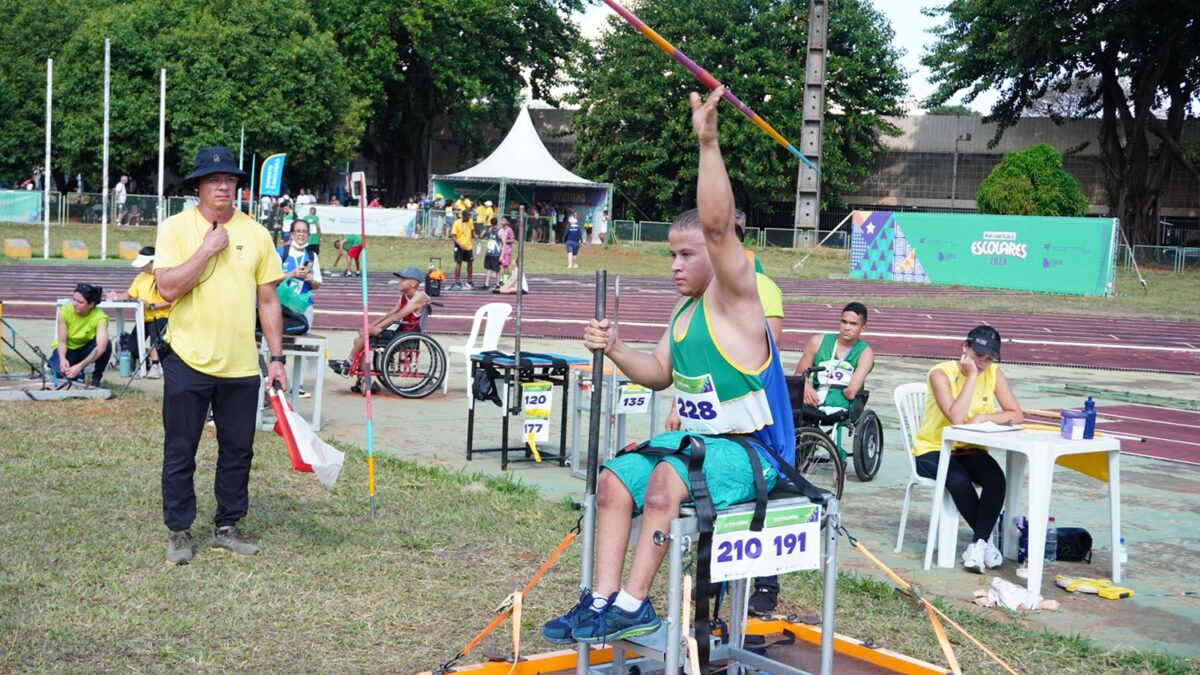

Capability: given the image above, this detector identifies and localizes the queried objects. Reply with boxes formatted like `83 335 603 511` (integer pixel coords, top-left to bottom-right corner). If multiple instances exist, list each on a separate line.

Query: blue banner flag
260 153 287 197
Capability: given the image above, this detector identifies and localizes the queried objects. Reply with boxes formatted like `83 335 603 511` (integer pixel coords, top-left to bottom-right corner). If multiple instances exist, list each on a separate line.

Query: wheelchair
344 302 447 398
786 366 885 498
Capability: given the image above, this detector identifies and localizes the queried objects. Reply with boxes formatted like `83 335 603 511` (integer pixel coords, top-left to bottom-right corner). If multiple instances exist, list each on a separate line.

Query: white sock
591 591 610 610
614 589 643 612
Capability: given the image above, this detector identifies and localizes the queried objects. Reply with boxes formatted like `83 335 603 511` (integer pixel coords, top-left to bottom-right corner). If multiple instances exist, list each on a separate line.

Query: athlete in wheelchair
327 266 446 398
787 302 884 496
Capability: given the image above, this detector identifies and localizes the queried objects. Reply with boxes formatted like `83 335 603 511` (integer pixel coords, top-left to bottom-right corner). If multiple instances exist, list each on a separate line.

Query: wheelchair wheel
795 427 844 501
379 333 446 398
851 409 884 482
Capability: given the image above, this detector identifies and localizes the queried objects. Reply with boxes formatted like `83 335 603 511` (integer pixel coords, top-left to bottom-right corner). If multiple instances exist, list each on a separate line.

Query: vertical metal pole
157 69 166 224
510 206 526 416
43 59 52 260
249 153 257 218
819 498 839 675
577 268 607 675
100 40 110 259
793 0 827 248
237 125 245 211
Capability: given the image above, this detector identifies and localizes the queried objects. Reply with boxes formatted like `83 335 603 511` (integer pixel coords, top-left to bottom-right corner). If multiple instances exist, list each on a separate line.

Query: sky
574 0 999 114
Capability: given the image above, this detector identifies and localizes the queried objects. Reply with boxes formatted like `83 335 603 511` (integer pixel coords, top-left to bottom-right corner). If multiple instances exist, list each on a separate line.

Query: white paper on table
950 422 1020 433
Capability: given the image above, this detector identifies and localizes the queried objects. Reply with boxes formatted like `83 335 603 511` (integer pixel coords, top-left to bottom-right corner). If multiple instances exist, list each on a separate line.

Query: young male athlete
794 302 875 417
541 88 794 645
328 266 429 378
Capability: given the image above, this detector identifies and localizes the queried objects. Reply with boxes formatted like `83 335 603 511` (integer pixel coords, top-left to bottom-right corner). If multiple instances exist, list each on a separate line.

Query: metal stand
605 496 840 675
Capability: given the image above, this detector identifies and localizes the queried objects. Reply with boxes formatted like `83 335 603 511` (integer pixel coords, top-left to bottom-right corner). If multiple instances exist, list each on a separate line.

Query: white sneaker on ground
985 540 1003 568
962 539 987 573
298 388 311 399
147 363 162 379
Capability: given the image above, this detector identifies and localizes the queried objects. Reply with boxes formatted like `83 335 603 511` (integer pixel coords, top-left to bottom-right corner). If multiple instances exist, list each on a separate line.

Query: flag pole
157 69 166 225
43 58 52 260
356 172 377 520
100 39 110 259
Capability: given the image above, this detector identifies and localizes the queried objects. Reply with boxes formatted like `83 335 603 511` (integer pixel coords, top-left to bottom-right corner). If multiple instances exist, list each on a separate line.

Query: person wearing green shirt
302 207 321 257
48 282 112 387
332 233 363 277
794 302 875 416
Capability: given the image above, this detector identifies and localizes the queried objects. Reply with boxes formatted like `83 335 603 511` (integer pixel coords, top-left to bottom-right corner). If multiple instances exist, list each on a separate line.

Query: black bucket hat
184 146 247 183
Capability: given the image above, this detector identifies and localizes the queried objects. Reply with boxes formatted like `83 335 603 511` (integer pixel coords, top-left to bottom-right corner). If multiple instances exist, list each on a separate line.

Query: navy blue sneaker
572 598 661 643
541 589 611 644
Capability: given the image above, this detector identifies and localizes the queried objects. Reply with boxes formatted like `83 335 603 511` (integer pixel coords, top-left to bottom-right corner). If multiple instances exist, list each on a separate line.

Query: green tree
975 144 1088 216
568 0 907 222
311 0 584 202
922 0 1200 244
924 103 978 116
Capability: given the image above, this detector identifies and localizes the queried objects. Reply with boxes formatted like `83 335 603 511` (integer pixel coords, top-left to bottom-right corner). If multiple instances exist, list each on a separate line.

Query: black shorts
308 243 320 256
484 254 501 272
454 247 474 263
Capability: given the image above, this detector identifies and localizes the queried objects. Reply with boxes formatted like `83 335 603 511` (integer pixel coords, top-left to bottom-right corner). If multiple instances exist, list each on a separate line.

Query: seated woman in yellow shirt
913 325 1023 573
106 247 171 379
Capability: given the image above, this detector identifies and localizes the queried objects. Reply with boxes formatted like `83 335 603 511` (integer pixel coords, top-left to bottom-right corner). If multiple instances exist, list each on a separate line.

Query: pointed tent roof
441 107 600 186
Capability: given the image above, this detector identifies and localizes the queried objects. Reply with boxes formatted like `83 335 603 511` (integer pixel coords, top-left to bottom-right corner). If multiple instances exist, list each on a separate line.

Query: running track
3 264 1199 374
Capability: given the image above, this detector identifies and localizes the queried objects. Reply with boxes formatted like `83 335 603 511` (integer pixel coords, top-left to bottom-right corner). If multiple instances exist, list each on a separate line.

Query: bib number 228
677 399 717 420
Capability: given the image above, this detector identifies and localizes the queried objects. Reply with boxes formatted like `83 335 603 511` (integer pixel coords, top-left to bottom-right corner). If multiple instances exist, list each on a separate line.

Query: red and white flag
269 388 344 487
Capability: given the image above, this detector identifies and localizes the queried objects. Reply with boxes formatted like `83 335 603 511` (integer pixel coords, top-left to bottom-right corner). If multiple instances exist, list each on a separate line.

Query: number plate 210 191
709 504 821 582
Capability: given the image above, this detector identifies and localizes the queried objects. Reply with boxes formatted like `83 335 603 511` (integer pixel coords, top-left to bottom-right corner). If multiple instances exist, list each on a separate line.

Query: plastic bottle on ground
1044 516 1058 563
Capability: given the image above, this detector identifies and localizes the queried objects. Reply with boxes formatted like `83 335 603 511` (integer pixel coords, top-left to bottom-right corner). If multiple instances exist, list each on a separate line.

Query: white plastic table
924 427 1121 595
254 334 326 432
57 299 146 377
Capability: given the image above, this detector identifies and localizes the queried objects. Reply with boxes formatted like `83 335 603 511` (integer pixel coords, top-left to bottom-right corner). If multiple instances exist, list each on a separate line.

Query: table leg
1023 456 1054 596
312 348 324 432
558 374 568 467
1003 452 1028 561
501 396 510 471
134 306 147 377
1108 449 1122 583
289 359 301 409
924 438 953 570
466 362 477 461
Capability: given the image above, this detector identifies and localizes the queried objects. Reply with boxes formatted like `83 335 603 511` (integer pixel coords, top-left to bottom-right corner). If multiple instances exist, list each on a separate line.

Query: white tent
430 107 612 220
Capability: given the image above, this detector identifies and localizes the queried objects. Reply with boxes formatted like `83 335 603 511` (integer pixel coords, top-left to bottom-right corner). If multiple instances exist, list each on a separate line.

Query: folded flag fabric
269 388 344 487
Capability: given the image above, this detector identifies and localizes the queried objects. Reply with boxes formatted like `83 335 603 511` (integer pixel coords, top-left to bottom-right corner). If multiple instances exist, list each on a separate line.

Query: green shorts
602 431 778 515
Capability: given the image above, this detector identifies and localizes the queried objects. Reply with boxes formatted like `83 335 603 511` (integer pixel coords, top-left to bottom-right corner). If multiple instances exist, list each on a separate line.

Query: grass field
2 221 1197 321
1 393 1195 673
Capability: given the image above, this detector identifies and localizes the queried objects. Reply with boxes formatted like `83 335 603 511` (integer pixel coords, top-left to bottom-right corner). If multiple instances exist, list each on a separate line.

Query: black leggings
915 451 1005 542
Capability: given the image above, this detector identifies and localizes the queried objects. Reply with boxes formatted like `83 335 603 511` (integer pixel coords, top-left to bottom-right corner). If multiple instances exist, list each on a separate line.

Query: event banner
850 211 1118 296
310 205 417 237
259 153 287 197
0 190 42 223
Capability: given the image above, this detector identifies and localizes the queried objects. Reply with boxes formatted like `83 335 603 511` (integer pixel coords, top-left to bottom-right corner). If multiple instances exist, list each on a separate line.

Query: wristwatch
270 355 287 364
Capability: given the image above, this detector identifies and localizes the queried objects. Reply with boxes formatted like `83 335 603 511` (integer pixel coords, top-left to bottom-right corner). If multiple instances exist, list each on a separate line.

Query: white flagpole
101 39 110 260
157 69 166 224
43 59 52 260
237 125 244 211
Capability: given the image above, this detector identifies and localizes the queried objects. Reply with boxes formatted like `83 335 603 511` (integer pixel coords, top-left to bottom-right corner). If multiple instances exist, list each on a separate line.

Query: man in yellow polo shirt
450 211 476 289
106 246 171 379
154 146 287 566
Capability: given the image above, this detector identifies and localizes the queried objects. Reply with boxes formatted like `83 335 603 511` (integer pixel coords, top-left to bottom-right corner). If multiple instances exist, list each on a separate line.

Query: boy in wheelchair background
793 302 875 420
328 266 429 379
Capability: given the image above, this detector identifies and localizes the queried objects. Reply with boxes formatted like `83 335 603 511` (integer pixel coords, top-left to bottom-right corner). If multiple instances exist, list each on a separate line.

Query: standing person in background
563 211 583 268
912 325 1022 573
450 210 476 289
105 246 171 379
153 145 286 565
498 215 516 281
595 209 608 245
475 200 496 237
278 220 322 397
331 234 363 277
482 217 503 289
302 206 321 259
114 175 129 225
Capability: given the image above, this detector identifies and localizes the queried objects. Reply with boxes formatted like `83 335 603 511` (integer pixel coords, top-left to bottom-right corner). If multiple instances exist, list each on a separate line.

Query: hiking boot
166 529 194 565
962 539 987 574
747 585 779 615
572 597 661 643
542 589 611 645
210 526 261 556
328 359 350 377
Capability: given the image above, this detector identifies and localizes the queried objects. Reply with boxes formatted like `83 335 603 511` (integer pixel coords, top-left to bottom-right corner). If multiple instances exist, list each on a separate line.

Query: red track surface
1027 405 1200 465
3 264 1199 374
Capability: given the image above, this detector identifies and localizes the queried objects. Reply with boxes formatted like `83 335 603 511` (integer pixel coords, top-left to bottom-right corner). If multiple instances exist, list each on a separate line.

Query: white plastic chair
893 382 962 563
444 302 512 395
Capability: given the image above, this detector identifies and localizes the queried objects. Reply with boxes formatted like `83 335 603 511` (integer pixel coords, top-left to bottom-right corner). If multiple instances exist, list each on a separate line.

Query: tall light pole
951 132 971 210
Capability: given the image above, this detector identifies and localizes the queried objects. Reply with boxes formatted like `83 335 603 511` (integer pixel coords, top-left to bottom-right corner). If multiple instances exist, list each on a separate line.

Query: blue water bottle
118 350 133 378
1083 396 1097 439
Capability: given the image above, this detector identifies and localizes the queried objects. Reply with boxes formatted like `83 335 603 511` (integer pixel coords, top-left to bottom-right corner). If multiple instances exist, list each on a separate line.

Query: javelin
599 0 820 174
